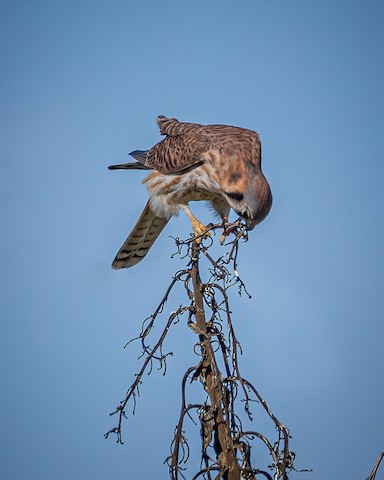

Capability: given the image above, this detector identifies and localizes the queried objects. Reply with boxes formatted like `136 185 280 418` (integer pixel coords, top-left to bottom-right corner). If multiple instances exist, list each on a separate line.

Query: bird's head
223 170 272 230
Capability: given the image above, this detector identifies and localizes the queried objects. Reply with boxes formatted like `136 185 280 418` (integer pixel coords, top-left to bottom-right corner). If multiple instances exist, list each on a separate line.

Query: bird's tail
112 201 168 269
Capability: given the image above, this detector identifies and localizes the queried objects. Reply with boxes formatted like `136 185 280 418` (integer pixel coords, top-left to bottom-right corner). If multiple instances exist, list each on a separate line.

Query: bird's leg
181 205 210 242
220 216 229 245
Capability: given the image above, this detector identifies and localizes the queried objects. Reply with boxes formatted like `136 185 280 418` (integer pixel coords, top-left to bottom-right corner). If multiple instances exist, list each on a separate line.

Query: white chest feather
143 165 222 219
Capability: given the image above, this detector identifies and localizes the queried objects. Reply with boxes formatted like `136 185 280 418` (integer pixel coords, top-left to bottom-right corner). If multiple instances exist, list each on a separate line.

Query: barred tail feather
112 201 168 269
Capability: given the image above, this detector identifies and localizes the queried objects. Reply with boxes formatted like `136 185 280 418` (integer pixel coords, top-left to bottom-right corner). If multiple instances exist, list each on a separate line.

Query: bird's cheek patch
228 172 242 185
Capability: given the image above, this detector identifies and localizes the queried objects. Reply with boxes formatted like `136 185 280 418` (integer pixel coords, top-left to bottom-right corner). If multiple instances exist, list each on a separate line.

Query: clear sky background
1 1 383 479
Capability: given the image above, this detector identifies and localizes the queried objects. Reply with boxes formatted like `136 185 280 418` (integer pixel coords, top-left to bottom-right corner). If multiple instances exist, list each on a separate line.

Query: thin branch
106 222 299 478
366 452 384 480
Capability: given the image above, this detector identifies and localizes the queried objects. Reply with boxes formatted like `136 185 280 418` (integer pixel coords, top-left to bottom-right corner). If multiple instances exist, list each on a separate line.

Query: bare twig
106 222 300 478
366 452 384 480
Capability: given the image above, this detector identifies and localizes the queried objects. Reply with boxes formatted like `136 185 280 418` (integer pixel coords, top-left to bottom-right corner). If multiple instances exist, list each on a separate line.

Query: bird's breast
142 165 222 218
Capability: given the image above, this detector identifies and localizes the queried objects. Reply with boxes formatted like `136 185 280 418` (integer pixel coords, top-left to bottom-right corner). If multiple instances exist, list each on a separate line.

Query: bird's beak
235 210 257 230
244 218 258 231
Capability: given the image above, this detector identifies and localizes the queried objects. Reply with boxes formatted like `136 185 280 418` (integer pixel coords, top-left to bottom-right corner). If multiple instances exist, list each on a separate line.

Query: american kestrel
109 116 272 269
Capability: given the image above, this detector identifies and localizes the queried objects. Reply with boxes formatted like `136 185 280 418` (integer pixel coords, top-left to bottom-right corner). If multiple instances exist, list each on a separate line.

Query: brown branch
106 222 301 478
367 452 384 480
190 240 242 480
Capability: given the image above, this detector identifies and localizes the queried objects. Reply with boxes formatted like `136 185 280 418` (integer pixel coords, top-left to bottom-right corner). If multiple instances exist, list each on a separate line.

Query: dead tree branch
106 221 301 479
366 452 384 480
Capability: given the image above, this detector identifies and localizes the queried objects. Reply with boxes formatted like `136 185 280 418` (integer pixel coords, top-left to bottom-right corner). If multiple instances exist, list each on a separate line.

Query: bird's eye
241 211 249 219
225 191 244 201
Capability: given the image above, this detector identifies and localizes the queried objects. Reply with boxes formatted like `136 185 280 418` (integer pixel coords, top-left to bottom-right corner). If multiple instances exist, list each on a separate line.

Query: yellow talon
191 218 210 241
220 216 228 244
181 205 210 242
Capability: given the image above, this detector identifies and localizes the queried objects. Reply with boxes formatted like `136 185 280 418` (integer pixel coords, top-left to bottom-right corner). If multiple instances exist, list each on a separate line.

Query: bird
108 115 272 269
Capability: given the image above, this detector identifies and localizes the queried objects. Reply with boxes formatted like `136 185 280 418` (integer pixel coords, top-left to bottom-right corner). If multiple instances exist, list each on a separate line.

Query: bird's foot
220 218 245 243
220 216 229 244
181 205 210 243
192 218 211 243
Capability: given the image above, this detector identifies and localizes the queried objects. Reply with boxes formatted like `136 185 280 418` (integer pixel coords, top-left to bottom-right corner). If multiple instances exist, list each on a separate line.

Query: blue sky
1 1 383 478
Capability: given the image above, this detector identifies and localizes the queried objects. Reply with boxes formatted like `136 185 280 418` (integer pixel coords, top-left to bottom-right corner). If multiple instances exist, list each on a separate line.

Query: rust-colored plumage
109 116 272 269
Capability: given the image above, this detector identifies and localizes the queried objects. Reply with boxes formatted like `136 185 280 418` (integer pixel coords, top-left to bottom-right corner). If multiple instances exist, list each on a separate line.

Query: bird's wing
116 116 261 175
138 116 211 174
145 135 210 174
112 201 168 269
146 116 262 174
